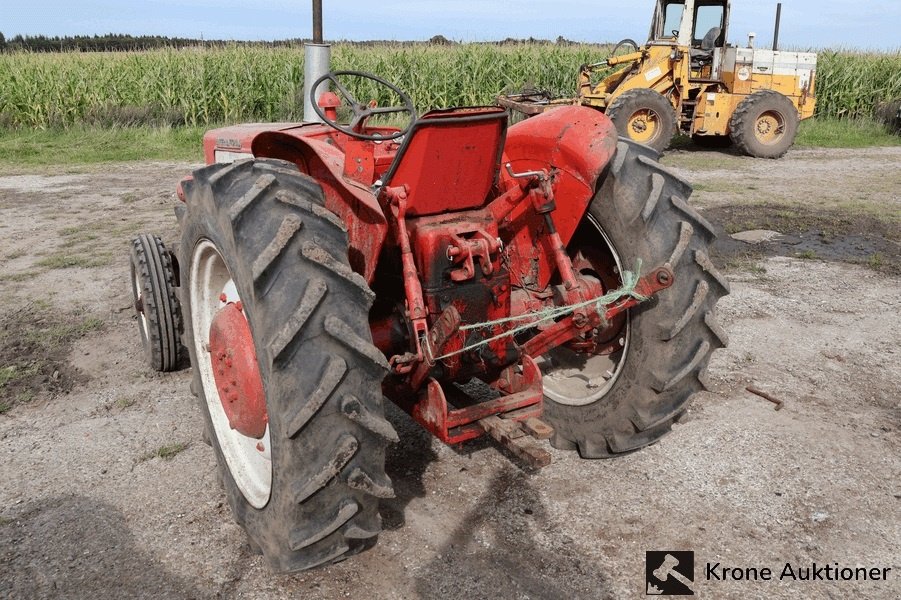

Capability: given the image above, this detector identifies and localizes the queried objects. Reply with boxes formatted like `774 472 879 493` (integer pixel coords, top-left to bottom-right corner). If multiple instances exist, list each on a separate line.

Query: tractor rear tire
542 139 729 458
606 89 678 153
178 158 396 572
730 90 799 158
130 233 182 372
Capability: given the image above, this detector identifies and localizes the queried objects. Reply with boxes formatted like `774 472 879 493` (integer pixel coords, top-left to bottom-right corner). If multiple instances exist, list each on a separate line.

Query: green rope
432 259 646 362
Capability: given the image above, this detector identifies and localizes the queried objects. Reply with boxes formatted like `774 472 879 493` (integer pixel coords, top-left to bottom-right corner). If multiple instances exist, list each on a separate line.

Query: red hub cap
208 302 268 438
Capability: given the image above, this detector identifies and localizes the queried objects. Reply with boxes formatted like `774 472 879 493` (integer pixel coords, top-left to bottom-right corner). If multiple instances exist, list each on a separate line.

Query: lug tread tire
544 139 728 458
130 233 182 372
180 158 393 573
729 90 799 158
606 89 679 153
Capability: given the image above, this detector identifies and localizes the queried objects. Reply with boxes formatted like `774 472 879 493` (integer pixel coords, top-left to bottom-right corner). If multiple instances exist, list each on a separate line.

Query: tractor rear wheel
606 89 678 153
540 139 729 458
178 158 396 572
130 233 182 372
730 90 799 158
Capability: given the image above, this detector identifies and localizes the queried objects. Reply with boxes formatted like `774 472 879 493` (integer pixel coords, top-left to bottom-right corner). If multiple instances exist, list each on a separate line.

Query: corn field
0 44 898 129
814 50 901 119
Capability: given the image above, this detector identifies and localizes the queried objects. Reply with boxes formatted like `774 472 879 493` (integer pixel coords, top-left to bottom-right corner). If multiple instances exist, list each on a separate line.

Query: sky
2 1 900 50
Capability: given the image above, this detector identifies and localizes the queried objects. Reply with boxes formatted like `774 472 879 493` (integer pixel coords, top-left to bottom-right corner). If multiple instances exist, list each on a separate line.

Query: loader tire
606 89 678 153
541 139 729 458
179 158 396 572
130 233 182 372
730 90 799 158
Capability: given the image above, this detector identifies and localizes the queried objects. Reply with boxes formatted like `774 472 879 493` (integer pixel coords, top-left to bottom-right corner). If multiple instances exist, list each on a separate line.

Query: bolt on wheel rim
628 109 659 143
190 239 272 508
755 110 785 145
536 216 630 406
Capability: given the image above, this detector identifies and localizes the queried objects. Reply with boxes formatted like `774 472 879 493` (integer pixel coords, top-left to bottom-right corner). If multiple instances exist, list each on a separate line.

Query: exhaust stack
772 3 782 51
303 0 330 123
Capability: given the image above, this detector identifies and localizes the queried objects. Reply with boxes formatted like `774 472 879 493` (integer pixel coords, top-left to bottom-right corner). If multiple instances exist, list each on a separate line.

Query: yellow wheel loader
497 1 817 158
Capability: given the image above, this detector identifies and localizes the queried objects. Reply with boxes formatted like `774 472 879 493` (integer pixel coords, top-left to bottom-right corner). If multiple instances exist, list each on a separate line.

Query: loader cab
650 0 729 51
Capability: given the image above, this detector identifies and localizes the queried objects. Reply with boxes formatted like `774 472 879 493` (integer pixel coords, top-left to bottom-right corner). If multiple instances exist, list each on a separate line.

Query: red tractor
130 69 728 572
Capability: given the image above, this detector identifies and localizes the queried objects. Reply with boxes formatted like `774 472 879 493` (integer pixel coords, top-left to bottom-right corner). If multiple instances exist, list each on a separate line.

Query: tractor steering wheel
310 70 417 141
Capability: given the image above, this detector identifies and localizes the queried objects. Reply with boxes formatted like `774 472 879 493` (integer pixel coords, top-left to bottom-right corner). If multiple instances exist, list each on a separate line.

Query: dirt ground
0 146 899 599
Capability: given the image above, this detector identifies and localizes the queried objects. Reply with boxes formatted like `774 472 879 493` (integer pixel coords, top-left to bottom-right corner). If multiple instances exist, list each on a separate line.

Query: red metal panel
385 107 508 217
501 106 619 290
202 122 318 164
251 131 388 284
208 302 268 439
409 355 544 444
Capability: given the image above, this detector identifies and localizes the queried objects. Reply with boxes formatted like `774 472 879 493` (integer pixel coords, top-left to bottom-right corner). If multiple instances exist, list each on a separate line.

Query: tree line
0 33 318 52
0 33 587 53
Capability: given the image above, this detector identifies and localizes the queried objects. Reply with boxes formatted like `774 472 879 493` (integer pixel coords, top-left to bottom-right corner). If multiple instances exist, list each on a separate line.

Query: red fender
251 131 388 283
501 106 619 289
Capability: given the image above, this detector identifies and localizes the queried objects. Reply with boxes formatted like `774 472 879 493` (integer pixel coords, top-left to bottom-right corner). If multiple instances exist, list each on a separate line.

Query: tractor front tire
542 140 729 458
179 159 396 572
730 90 799 158
130 233 182 371
606 89 679 153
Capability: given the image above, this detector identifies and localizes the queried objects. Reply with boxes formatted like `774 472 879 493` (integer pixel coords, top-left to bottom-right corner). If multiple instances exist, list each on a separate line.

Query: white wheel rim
134 268 149 340
537 216 631 406
190 239 272 508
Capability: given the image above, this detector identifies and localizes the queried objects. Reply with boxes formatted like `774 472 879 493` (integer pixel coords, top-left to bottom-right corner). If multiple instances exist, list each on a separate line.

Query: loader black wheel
130 233 182 372
606 89 678 153
730 90 799 158
539 139 729 458
178 158 397 572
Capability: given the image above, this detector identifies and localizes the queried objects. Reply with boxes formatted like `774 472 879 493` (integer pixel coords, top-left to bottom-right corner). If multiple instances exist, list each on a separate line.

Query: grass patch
725 259 767 274
0 126 205 168
0 270 42 283
867 253 884 270
0 366 14 387
796 118 901 148
138 442 190 463
691 180 750 194
35 253 113 269
719 248 769 275
848 252 896 274
15 391 35 404
0 365 44 397
114 396 138 410
0 305 104 409
0 402 10 415
0 116 894 170
723 221 761 235
52 220 143 268
796 249 819 260
31 316 105 343
663 152 747 171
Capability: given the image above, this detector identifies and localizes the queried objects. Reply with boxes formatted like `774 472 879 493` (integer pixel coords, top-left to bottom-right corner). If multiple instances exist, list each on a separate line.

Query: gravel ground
0 147 898 599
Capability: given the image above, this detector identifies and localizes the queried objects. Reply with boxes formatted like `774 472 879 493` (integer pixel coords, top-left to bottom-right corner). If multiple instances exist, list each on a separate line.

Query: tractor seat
379 106 508 217
690 27 722 67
